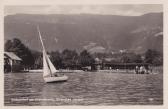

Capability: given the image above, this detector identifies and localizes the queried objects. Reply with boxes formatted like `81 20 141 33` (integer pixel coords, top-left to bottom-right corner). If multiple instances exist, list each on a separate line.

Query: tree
5 40 13 51
31 50 42 69
120 55 130 63
50 51 63 69
79 50 95 67
144 49 163 65
61 49 78 68
5 38 35 68
131 54 143 63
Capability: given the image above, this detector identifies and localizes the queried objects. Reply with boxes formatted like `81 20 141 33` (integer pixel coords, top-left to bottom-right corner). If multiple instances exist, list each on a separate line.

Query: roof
4 52 22 61
4 55 7 59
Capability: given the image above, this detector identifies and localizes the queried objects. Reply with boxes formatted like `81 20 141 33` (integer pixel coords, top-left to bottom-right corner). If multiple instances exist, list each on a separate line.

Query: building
94 56 150 70
4 52 22 72
103 62 149 70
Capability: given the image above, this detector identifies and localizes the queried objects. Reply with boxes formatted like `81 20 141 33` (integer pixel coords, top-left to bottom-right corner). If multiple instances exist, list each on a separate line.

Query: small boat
37 26 68 83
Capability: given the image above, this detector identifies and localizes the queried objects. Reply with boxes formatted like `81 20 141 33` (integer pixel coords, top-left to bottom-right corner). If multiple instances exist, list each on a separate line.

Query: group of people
135 66 150 74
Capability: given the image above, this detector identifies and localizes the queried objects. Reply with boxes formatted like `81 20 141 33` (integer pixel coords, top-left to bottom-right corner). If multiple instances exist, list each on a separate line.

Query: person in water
135 66 139 74
139 66 146 74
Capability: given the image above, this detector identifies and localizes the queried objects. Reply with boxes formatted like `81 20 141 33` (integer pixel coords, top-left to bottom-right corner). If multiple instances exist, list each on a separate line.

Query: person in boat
52 72 58 77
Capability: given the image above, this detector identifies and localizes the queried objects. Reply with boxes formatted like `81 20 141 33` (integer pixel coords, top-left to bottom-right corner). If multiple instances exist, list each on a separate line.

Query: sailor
52 72 58 77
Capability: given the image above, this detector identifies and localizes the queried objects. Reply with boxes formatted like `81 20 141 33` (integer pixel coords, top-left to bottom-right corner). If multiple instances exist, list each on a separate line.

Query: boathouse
4 52 22 72
94 57 149 70
103 62 149 70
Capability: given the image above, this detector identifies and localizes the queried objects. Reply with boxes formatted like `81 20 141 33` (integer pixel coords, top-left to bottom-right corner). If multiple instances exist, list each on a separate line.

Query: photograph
4 4 163 106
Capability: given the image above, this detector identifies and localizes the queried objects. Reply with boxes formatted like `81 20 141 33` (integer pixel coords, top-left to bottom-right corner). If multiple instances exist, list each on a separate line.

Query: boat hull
44 75 68 83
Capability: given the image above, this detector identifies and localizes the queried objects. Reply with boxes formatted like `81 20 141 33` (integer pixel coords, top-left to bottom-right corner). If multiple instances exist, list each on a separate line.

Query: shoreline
5 69 162 75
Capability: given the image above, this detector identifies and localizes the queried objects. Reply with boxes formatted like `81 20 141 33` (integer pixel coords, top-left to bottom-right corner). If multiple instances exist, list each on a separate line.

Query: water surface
4 72 163 106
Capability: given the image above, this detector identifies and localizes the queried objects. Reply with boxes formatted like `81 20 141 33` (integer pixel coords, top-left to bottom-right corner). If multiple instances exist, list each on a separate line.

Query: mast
37 26 45 51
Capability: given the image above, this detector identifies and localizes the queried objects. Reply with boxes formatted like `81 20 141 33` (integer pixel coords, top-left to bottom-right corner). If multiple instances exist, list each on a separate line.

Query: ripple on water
4 72 163 105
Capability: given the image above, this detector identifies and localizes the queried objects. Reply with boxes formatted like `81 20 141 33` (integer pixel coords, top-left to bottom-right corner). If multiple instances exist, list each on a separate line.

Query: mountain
4 13 163 53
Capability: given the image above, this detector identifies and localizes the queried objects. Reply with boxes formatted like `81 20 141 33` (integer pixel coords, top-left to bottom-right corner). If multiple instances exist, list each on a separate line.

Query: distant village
4 38 163 73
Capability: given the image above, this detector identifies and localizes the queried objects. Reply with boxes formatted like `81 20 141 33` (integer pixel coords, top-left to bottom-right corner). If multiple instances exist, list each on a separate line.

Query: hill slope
4 13 163 53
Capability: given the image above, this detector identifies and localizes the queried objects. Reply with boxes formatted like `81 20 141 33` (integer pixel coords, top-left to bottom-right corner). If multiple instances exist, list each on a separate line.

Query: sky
5 4 163 16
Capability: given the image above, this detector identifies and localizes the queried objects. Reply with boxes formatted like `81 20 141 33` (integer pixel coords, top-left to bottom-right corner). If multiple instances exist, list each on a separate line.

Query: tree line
5 38 163 70
5 38 95 69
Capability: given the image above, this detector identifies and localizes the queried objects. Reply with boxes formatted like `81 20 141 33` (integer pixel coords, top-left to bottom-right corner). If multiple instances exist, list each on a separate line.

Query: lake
4 71 163 106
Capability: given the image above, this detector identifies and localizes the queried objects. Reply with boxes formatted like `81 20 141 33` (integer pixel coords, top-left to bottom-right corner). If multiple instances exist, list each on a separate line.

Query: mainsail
37 26 58 78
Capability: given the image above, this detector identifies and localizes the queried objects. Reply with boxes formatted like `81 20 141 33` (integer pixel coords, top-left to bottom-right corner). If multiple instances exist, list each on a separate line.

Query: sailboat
37 26 68 83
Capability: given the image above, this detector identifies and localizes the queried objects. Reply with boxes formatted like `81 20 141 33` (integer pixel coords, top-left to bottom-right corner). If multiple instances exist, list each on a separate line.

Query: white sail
43 50 51 77
46 53 58 75
37 26 58 77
